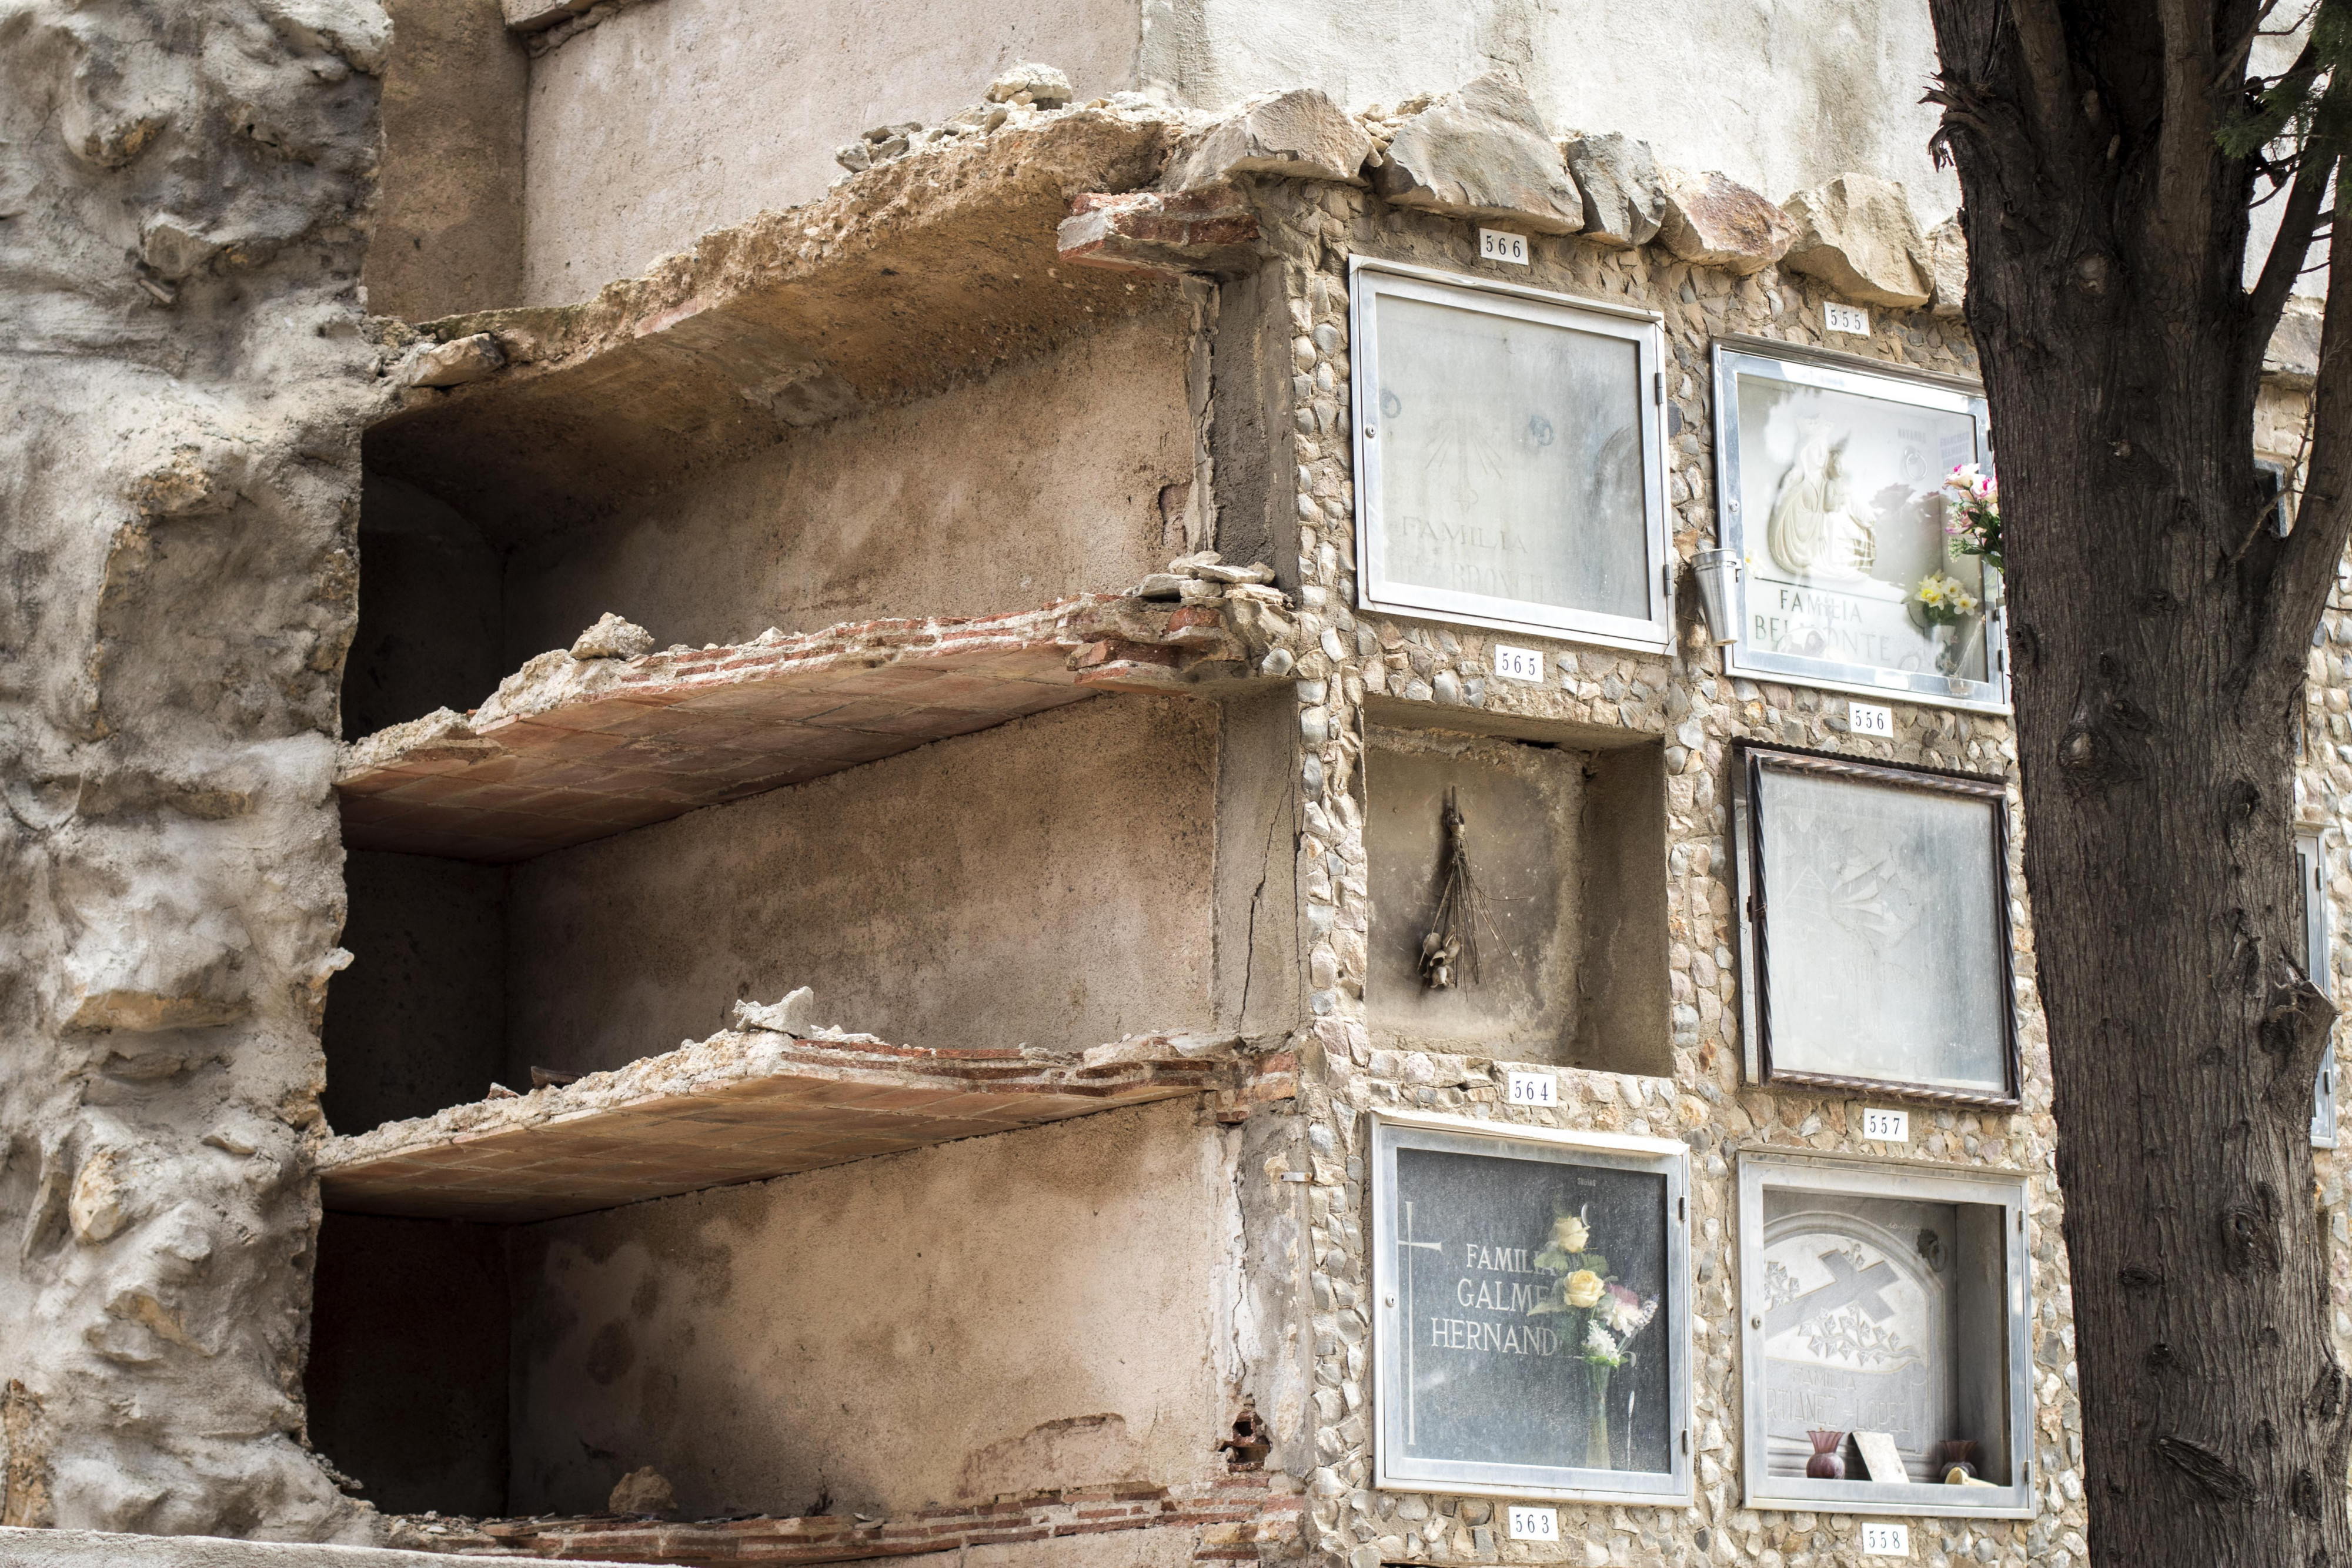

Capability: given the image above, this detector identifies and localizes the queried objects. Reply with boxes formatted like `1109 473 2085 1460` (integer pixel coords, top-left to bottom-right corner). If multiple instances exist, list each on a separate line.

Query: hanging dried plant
1420 786 1498 989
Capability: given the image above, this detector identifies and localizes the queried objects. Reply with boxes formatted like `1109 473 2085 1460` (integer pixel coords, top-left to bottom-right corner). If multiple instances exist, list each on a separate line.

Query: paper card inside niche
1852 1429 1908 1483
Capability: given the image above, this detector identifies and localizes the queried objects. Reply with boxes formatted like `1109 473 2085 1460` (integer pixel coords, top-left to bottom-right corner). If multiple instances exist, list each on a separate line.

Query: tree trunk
1925 2 2352 1563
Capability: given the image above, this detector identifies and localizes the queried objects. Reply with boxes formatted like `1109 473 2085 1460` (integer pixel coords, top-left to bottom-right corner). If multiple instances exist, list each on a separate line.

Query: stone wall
0 0 394 1540
1217 178 2093 1568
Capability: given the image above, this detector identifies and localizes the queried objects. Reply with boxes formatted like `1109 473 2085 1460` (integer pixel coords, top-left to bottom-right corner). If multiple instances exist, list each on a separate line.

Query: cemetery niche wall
1711 342 2006 711
1732 743 2023 1105
1737 1151 2034 1519
1348 260 1673 653
1369 1111 1692 1505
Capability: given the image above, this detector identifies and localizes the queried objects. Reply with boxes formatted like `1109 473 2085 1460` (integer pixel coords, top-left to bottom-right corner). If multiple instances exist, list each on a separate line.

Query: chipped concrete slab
0 1527 636 1566
1779 172 1933 308
1369 75 1582 235
316 1019 1248 1222
376 1477 1305 1562
335 593 1263 863
366 109 1188 541
1656 166 1795 273
1163 88 1370 190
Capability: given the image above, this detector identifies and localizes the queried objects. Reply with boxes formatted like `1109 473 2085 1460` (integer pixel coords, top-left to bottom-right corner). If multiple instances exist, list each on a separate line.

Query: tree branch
2246 133 2337 372
2256 171 2352 680
2156 0 2228 285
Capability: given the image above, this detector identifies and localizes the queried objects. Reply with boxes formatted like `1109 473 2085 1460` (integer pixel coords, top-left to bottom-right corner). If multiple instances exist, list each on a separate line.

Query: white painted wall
1142 0 1958 220
517 0 1960 305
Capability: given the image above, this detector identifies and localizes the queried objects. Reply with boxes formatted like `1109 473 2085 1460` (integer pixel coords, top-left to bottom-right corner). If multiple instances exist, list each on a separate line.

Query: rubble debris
1368 74 1583 235
1779 173 1934 309
337 592 1274 862
1058 188 1261 278
406 332 506 389
527 1067 580 1089
987 61 1074 108
1655 167 1797 274
733 987 818 1035
316 1015 1255 1223
568 611 655 660
607 1467 677 1519
1164 88 1371 189
1560 132 1666 248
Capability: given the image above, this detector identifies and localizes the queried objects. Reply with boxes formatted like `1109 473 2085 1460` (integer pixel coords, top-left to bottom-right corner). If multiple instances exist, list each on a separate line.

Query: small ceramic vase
1805 1430 1846 1479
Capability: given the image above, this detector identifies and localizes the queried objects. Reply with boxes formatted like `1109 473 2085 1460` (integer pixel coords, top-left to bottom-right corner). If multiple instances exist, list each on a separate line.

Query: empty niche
1363 725 1668 1072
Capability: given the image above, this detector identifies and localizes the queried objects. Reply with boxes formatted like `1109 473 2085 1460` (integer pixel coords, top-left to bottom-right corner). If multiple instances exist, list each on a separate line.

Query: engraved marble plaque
1758 1190 1955 1483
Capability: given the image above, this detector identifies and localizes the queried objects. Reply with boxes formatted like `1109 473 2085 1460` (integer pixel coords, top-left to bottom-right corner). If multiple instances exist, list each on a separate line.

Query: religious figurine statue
1766 434 1877 582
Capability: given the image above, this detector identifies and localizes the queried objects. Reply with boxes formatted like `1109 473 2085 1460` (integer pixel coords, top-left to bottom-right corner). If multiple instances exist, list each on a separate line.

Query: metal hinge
1680 1429 1690 1456
1678 1195 1687 1223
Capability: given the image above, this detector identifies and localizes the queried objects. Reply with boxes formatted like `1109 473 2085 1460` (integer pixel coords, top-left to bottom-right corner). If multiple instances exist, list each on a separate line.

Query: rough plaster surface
0 0 394 1540
505 1098 1240 1517
364 0 524 319
1144 0 1960 223
519 0 1144 303
503 696 1221 1074
498 301 1201 660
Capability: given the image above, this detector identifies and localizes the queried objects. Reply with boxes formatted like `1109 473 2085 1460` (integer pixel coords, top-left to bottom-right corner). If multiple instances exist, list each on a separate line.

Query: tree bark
1925 2 2352 1562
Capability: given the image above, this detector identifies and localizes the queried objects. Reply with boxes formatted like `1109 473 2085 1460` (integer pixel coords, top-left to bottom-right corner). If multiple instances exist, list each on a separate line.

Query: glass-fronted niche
1712 341 2007 711
1369 1111 1691 1504
1732 743 2022 1106
2302 833 2338 1146
1350 260 1672 653
1738 1152 2034 1519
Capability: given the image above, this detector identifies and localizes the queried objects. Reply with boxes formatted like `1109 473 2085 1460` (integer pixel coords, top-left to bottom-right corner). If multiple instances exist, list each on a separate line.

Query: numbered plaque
1732 743 2022 1106
1371 1111 1690 1502
1712 342 2006 710
1738 1151 2034 1518
1351 260 1672 653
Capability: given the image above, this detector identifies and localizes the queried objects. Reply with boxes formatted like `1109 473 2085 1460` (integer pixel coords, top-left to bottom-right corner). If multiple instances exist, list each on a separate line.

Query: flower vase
1582 1361 1613 1472
1805 1429 1846 1479
1932 619 1982 677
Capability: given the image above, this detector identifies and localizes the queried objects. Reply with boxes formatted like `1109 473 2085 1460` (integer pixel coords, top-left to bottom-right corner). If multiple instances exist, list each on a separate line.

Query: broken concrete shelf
367 109 1186 540
380 1474 1305 1562
335 593 1256 862
316 1025 1250 1223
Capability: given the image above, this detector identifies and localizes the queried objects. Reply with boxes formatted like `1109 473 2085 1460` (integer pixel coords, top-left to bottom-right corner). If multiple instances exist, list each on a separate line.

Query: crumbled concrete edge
0 1524 640 1567
388 104 1194 385
315 1021 1248 1172
336 577 1296 782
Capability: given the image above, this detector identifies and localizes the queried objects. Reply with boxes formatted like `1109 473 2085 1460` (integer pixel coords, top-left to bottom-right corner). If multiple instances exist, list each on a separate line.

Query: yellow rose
1551 1215 1590 1252
1563 1269 1604 1309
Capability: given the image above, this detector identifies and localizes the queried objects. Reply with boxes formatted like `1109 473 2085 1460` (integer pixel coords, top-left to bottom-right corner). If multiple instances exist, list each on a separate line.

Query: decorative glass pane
1374 1115 1689 1502
1392 1147 1671 1472
1714 346 2004 711
1744 753 2016 1101
1374 293 1649 621
1732 372 1985 681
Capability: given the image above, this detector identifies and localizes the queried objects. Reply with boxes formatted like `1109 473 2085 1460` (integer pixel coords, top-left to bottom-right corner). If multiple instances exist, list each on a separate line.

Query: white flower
1585 1320 1621 1362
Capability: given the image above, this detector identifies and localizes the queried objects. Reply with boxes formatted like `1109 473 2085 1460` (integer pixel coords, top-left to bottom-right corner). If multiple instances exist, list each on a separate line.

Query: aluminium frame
1710 337 2009 712
1367 1107 1693 1504
1349 258 1675 654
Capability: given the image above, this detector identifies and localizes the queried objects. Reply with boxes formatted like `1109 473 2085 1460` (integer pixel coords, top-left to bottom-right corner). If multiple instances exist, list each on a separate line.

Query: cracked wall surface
0 0 391 1540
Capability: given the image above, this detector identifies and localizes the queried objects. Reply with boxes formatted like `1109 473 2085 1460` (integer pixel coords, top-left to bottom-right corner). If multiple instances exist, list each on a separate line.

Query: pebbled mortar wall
1219 179 2096 1568
0 0 395 1540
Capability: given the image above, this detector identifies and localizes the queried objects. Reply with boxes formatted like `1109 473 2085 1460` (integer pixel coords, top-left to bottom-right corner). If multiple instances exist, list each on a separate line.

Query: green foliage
2220 0 2352 162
